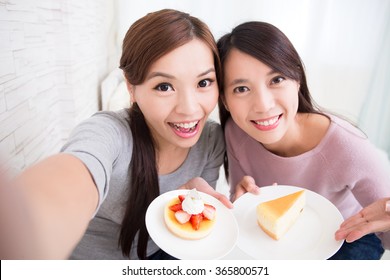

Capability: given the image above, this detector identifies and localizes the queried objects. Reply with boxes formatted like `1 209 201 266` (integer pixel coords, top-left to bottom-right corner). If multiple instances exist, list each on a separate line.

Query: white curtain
358 11 390 157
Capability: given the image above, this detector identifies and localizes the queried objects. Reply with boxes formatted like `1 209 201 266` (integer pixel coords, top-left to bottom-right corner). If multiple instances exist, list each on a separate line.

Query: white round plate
233 185 344 259
146 190 239 260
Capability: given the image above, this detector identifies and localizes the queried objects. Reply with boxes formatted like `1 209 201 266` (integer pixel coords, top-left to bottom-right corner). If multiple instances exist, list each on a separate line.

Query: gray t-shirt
60 110 225 259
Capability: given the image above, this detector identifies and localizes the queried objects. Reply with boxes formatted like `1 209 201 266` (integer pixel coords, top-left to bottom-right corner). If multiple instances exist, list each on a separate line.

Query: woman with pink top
217 21 390 259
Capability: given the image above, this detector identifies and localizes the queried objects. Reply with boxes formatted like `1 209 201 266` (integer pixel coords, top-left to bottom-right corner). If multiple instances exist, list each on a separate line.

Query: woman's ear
125 80 136 103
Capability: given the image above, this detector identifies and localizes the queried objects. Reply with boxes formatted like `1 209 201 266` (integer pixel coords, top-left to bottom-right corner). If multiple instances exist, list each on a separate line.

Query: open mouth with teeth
169 120 200 138
251 114 282 131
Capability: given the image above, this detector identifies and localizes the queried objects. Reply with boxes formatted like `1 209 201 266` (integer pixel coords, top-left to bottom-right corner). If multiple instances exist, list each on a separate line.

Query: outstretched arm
0 154 98 259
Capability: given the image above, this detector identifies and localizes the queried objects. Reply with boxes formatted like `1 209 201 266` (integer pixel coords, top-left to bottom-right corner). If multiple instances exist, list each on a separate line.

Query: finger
232 185 246 202
205 188 234 209
342 220 390 242
217 194 234 209
246 183 261 195
241 176 260 194
334 229 349 241
177 178 234 208
335 213 368 240
344 225 375 243
196 185 234 209
340 209 385 230
338 218 363 231
338 211 367 229
344 230 365 243
335 223 368 242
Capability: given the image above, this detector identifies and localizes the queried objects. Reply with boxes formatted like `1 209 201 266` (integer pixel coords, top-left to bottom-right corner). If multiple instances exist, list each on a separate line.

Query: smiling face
223 48 300 149
130 39 218 151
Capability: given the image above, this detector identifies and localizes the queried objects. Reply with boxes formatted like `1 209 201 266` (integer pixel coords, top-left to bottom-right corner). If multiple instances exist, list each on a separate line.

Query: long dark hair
118 9 221 259
217 21 321 181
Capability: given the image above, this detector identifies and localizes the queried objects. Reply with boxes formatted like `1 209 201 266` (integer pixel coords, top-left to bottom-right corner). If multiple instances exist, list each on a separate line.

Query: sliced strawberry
174 210 191 224
190 214 203 230
202 204 216 220
178 194 186 202
169 203 182 212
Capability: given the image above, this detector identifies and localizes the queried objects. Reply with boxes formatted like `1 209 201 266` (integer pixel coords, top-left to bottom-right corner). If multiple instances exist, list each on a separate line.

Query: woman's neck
156 146 190 175
262 113 330 157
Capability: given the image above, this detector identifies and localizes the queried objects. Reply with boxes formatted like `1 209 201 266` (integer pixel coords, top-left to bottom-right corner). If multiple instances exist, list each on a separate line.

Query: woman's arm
0 153 98 259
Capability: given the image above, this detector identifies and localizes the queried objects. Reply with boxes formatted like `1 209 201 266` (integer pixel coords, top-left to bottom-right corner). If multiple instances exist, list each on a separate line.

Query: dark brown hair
217 21 321 180
118 9 221 259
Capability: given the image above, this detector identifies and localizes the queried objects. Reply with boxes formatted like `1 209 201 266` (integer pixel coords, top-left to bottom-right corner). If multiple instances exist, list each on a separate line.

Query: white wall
0 0 119 174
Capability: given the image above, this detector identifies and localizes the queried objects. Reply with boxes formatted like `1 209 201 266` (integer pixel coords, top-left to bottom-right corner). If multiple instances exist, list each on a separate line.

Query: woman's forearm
0 154 98 259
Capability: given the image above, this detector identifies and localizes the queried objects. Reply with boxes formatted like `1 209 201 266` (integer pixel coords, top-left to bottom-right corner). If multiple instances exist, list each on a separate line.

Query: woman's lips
251 114 281 131
169 120 200 138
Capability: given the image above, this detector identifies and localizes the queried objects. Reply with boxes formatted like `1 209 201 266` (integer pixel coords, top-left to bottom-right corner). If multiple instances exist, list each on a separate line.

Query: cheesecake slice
256 190 305 240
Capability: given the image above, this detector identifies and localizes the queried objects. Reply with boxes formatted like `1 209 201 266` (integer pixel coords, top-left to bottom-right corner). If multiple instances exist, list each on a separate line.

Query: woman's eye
155 83 173 91
198 79 212 88
233 86 249 93
271 76 285 84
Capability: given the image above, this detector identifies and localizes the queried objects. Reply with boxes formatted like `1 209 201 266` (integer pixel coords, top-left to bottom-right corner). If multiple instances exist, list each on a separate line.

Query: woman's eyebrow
146 67 215 81
146 72 175 81
267 69 279 76
197 68 215 77
228 78 248 87
227 69 280 87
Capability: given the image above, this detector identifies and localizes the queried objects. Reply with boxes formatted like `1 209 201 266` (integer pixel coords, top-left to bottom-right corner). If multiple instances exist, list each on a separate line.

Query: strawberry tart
164 189 216 240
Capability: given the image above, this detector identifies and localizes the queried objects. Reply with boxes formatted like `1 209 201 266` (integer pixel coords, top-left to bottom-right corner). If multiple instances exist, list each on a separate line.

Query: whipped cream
182 188 204 215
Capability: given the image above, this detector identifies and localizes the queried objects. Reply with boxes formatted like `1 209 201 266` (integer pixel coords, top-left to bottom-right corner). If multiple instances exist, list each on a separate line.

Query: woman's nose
252 88 275 113
175 90 200 115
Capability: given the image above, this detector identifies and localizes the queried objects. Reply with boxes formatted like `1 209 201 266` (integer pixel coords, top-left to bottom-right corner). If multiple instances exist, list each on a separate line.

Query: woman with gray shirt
0 9 231 260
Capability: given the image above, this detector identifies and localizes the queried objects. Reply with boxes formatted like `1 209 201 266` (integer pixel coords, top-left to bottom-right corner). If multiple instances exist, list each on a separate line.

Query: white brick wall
0 0 119 175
